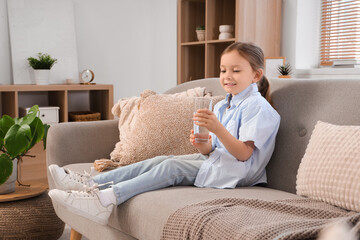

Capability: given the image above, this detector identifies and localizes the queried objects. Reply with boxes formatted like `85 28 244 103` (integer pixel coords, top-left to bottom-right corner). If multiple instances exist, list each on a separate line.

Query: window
320 0 360 66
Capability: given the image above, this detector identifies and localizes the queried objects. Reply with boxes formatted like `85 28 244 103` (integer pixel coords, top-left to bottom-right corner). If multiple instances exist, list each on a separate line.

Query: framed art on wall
264 57 286 78
7 0 79 84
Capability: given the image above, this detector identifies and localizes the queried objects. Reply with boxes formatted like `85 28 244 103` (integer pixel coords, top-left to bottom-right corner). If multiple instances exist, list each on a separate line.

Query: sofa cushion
110 90 224 166
296 121 360 212
111 87 209 149
65 162 303 240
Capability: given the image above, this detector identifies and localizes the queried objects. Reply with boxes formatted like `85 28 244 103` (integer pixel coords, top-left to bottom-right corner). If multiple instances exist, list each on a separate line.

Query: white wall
0 0 177 102
0 0 12 85
281 0 321 69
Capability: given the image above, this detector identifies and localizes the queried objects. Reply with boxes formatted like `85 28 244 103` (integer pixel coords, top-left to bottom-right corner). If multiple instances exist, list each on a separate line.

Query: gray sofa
46 78 360 240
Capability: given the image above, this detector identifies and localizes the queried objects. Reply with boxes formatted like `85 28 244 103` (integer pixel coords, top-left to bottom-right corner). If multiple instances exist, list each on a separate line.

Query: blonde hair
221 42 271 103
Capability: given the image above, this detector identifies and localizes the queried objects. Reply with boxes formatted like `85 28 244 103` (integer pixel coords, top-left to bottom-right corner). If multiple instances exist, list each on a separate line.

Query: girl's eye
233 70 240 73
220 70 226 73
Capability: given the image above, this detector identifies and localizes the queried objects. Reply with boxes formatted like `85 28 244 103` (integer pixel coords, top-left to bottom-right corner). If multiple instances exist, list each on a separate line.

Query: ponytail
257 75 272 105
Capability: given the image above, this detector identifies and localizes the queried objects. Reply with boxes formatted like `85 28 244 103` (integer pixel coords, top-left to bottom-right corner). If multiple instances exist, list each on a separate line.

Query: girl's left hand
193 109 222 134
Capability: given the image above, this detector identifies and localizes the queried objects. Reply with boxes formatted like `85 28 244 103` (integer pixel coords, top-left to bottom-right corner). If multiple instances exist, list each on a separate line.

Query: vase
219 25 234 40
33 69 50 85
0 159 17 194
196 30 205 41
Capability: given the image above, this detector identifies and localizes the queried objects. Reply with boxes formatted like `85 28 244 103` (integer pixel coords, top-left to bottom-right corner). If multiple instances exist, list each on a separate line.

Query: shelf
207 0 236 41
207 39 236 44
178 0 238 84
181 39 235 46
180 0 205 43
181 44 205 82
181 41 206 46
0 84 114 122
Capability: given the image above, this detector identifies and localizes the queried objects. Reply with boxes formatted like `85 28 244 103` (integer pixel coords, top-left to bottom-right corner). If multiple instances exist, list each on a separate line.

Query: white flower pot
33 69 50 85
0 159 17 195
196 30 205 41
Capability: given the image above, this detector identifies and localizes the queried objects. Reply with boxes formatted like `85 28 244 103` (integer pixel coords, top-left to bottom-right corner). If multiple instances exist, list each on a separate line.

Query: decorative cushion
111 87 209 148
110 90 224 166
296 121 360 212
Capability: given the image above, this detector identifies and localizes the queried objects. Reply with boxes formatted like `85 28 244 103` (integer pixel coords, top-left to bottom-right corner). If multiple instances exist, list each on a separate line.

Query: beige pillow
110 90 224 166
296 121 360 212
111 87 209 145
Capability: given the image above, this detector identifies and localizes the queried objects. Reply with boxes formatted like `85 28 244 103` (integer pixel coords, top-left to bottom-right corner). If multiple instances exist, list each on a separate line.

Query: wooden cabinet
0 84 114 122
177 0 282 84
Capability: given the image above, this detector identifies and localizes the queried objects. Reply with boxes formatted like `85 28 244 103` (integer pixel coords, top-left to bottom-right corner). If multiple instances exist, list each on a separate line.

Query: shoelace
68 181 115 198
67 168 93 185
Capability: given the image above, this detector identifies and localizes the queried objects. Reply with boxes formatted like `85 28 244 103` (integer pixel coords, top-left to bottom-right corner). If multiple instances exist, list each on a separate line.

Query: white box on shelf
19 106 60 124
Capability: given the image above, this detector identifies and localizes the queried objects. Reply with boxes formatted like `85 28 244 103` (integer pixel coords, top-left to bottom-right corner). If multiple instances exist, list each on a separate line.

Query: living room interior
1 0 360 240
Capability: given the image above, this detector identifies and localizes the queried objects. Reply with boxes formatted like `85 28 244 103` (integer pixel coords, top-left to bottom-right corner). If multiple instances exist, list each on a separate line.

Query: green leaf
43 124 50 150
28 117 44 150
0 154 13 185
0 115 15 139
4 124 31 158
19 105 39 126
27 52 57 70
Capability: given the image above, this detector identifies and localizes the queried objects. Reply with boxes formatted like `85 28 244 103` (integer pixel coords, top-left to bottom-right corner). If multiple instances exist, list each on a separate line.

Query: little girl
48 42 280 225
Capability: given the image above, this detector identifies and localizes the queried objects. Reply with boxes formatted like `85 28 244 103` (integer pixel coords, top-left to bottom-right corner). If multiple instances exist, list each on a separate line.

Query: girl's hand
189 129 212 155
193 109 222 135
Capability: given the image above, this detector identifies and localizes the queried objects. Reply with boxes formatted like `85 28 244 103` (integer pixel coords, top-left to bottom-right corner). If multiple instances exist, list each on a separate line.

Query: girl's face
220 50 263 96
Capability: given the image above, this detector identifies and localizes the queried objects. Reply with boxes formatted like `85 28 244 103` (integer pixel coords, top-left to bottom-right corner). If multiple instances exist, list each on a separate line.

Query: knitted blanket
161 198 360 240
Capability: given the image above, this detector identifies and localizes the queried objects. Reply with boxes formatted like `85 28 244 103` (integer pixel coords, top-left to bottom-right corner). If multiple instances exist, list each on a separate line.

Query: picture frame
264 57 286 78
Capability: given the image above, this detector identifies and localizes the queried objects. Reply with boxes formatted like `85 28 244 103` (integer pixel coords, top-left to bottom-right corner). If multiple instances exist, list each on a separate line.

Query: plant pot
33 69 50 85
196 30 205 41
278 75 292 78
0 159 17 194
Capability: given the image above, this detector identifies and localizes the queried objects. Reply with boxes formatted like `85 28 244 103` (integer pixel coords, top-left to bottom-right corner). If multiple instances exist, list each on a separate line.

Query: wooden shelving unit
178 0 238 84
0 84 114 122
177 0 282 84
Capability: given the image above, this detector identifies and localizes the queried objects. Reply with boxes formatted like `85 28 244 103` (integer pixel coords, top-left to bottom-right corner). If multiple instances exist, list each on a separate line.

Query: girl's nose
224 72 232 79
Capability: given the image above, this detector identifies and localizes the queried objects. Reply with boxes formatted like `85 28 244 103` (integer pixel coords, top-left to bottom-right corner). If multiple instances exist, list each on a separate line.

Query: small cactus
277 63 293 76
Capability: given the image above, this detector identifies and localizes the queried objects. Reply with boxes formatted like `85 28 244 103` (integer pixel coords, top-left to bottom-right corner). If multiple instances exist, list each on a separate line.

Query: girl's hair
221 42 272 104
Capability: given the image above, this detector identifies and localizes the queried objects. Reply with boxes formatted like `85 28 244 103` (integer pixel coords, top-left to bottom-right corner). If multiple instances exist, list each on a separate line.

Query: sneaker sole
48 191 111 226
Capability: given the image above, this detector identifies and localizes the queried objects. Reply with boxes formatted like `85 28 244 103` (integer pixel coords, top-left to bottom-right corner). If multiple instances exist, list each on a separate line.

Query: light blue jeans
92 153 206 205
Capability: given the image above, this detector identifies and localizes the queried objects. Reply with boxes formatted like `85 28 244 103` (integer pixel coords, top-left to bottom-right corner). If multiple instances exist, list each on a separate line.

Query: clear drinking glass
193 97 213 143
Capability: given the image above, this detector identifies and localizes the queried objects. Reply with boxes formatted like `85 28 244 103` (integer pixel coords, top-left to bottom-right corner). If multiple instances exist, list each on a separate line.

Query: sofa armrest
46 119 119 168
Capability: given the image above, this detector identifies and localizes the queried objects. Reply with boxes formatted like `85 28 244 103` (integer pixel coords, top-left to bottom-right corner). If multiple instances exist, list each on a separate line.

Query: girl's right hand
189 129 212 155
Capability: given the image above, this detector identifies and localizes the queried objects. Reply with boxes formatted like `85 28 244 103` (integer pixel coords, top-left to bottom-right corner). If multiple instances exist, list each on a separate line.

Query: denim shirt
194 83 281 188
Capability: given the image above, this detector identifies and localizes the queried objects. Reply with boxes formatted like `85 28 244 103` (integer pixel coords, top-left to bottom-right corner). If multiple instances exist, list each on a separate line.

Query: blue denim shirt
194 83 281 188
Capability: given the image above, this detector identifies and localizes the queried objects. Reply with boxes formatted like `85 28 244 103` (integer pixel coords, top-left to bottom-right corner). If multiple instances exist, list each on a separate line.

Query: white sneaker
49 164 93 191
48 187 114 225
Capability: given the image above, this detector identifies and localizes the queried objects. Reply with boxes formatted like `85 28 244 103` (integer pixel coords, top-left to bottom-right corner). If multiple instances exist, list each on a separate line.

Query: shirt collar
226 83 258 107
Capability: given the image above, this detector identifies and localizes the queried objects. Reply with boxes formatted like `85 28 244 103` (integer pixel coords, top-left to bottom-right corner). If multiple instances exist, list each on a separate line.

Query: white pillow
296 121 360 212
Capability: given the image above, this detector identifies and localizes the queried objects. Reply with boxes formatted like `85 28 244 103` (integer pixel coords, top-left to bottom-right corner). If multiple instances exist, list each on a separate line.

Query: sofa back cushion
267 79 360 193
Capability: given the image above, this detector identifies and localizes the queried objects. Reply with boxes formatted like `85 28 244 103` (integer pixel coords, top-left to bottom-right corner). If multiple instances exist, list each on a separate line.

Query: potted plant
0 105 50 194
277 62 293 78
27 53 57 85
196 25 205 41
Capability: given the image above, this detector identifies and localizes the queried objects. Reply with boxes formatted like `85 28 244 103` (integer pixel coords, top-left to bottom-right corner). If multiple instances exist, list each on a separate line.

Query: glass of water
193 97 213 143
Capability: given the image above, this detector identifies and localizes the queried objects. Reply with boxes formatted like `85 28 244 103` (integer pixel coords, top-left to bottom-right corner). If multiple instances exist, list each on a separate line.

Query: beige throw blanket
161 198 360 240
